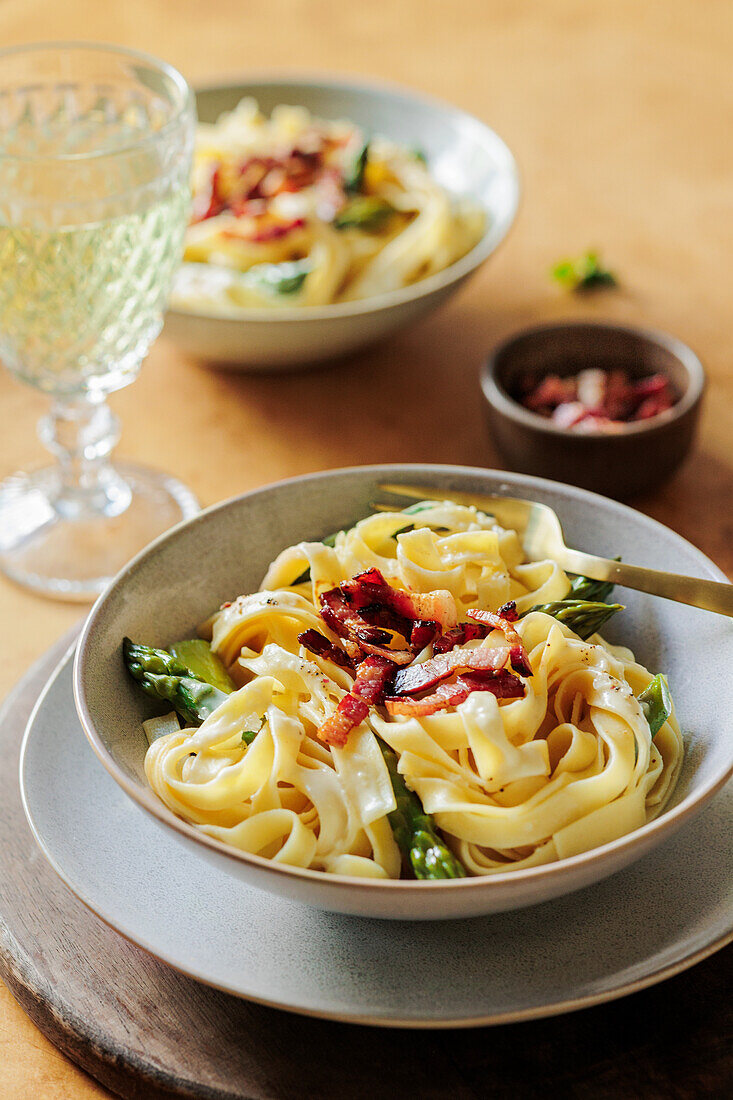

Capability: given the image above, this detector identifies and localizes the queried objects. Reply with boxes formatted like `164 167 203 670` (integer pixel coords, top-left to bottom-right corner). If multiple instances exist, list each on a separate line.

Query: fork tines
375 482 500 511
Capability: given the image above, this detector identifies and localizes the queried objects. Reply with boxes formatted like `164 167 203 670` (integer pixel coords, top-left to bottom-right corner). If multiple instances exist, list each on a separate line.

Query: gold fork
375 482 733 618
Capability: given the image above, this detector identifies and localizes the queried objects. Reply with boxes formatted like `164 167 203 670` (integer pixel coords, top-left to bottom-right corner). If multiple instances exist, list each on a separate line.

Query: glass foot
0 461 199 601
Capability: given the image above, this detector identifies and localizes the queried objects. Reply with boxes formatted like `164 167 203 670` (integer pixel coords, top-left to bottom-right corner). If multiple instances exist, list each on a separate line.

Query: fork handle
557 549 733 618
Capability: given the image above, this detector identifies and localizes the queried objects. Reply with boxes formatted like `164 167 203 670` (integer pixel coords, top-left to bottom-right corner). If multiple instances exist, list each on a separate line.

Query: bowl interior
168 78 518 322
76 464 733 885
196 77 517 216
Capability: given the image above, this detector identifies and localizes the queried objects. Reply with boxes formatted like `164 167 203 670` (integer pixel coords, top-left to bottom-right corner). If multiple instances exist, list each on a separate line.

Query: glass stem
37 394 132 521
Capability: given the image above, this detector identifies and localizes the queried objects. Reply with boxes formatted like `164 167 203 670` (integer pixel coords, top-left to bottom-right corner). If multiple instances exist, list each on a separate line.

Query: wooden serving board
1 631 731 1100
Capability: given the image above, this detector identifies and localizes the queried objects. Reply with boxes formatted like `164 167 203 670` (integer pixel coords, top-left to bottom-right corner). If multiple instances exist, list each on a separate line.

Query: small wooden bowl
480 322 705 498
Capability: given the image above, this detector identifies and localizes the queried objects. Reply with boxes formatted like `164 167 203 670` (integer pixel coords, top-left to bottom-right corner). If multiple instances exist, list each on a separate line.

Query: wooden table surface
1 1 732 1096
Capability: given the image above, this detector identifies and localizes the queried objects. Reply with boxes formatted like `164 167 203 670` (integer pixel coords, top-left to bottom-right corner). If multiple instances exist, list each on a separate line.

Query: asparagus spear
523 561 624 638
567 559 620 603
243 259 310 296
125 637 466 879
526 599 624 640
123 638 231 726
168 638 236 694
334 196 395 230
343 140 369 193
638 674 672 738
378 739 466 879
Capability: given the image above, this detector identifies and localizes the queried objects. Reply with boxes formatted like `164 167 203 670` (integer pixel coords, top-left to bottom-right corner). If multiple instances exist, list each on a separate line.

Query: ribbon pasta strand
144 501 683 878
170 99 487 314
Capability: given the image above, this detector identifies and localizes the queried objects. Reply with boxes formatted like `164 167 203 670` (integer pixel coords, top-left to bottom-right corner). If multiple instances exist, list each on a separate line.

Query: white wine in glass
0 43 198 599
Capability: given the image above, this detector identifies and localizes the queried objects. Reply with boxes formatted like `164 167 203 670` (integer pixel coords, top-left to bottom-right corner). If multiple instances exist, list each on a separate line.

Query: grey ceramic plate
74 465 733 920
20 649 733 1026
163 76 519 369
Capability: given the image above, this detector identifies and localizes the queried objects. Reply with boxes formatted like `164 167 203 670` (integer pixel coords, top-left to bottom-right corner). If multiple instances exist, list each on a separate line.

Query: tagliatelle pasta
143 502 683 879
169 99 486 314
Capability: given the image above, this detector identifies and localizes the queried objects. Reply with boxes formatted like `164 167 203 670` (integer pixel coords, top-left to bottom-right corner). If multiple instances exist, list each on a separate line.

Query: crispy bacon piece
318 694 369 747
498 600 519 622
250 215 306 242
193 145 330 226
221 216 306 244
634 372 670 398
341 566 386 592
319 585 415 666
520 368 677 431
341 638 364 663
314 166 348 220
634 392 674 420
346 605 440 654
342 569 457 630
192 165 226 223
466 609 533 677
318 571 454 663
351 655 395 704
298 629 354 670
349 601 414 641
410 620 441 651
385 670 524 717
234 151 324 202
432 622 490 655
522 374 575 411
238 157 272 199
314 574 524 746
317 656 394 746
602 368 636 421
319 587 391 646
392 645 511 696
353 601 439 653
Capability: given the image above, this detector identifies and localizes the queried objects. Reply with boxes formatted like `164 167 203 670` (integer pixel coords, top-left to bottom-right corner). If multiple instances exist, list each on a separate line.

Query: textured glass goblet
0 43 198 599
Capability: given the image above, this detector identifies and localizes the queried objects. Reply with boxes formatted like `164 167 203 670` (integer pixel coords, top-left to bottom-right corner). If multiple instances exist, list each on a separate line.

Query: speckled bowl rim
480 320 706 438
75 463 733 900
166 72 520 322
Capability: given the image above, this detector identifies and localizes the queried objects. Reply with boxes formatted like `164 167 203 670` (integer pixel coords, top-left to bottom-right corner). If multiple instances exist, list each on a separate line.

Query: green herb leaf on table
551 250 617 292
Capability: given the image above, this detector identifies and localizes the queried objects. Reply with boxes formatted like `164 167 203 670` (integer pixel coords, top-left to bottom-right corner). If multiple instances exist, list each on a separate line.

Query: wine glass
0 43 198 599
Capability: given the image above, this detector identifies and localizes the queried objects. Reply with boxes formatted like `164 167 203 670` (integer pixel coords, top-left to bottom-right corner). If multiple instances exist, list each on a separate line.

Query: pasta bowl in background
74 464 733 920
163 77 519 370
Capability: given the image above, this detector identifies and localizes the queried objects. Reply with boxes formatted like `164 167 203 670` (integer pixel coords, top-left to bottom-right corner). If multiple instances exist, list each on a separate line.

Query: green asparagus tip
169 638 235 694
123 638 229 726
567 559 620 603
638 673 672 739
410 831 466 880
378 738 467 880
526 599 624 640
